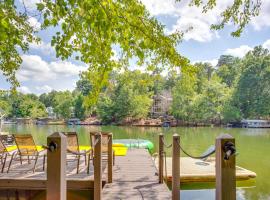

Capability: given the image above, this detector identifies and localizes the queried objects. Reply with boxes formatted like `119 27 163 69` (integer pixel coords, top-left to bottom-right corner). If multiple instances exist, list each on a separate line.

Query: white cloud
192 59 218 67
141 0 270 42
224 45 253 58
250 0 270 30
35 85 52 93
141 0 232 42
27 17 41 31
141 0 179 16
262 39 270 50
16 55 87 82
18 86 31 94
19 0 39 10
29 41 54 55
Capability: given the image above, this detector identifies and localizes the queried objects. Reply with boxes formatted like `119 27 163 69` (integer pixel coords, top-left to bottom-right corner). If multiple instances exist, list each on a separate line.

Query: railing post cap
159 133 163 136
48 132 66 138
173 133 179 137
216 134 234 140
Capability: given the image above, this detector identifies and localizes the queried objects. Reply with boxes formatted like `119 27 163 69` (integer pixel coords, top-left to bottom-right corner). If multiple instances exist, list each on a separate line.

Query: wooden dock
0 154 107 199
102 149 171 200
0 149 170 199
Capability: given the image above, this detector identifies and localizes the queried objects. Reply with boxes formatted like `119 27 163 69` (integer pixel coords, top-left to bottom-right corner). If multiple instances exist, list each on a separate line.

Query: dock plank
102 149 171 200
0 154 107 190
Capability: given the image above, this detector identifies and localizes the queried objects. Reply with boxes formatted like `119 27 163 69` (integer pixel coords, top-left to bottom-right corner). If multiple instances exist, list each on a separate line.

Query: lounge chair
88 132 115 174
7 134 46 173
0 137 16 173
65 132 92 174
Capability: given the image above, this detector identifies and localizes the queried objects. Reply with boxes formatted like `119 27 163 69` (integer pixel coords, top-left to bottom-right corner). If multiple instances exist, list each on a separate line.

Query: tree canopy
0 0 262 94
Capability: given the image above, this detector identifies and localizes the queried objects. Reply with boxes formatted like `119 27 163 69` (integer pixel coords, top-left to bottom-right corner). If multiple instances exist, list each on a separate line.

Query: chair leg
113 151 115 166
77 154 80 174
19 155 23 165
33 154 39 173
28 155 30 164
1 154 7 173
7 153 15 173
84 154 87 165
87 153 90 174
43 155 46 171
1 153 3 164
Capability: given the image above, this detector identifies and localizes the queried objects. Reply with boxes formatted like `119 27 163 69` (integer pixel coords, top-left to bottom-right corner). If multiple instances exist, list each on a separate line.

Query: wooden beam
0 179 106 190
172 134 180 200
108 133 113 183
159 133 164 183
216 134 236 200
94 132 102 200
47 132 67 200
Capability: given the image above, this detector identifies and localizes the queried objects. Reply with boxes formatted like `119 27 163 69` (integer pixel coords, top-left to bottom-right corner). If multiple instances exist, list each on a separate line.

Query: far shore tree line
0 46 269 124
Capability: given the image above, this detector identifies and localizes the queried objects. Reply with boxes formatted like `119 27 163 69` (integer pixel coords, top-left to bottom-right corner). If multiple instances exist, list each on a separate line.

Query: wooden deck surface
102 149 171 200
0 154 107 190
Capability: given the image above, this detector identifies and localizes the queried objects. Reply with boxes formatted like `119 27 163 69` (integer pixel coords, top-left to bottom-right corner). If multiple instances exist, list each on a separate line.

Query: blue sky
1 0 270 94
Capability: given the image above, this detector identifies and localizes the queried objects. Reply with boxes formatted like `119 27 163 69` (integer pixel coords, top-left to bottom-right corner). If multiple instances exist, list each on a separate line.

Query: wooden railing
46 132 113 200
159 133 236 200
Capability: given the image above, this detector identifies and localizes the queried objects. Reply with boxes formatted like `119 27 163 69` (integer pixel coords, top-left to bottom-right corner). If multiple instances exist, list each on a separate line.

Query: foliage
39 90 58 107
96 70 153 123
216 55 241 87
52 91 74 119
183 0 262 37
0 0 38 87
171 74 197 121
231 46 270 119
9 93 47 118
74 94 86 119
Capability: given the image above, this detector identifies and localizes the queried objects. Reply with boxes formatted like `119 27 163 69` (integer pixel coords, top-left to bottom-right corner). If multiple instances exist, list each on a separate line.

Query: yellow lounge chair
7 134 46 173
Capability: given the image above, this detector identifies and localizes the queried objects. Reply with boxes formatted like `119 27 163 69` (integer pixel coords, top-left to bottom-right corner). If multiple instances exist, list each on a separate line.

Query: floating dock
154 157 256 183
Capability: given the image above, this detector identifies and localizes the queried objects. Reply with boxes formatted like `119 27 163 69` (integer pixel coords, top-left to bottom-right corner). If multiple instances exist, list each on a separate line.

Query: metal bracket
223 141 236 160
48 141 57 152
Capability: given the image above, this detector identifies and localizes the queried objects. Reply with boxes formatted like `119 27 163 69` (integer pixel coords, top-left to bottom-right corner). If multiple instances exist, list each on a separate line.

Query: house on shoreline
150 90 172 118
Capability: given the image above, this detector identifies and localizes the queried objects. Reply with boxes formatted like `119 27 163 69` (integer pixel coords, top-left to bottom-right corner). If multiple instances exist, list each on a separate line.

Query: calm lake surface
2 124 270 200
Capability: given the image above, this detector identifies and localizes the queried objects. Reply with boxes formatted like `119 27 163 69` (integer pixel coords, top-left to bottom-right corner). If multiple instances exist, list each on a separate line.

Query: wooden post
172 134 180 200
159 133 164 183
216 134 236 200
94 132 102 200
108 132 113 183
47 132 67 200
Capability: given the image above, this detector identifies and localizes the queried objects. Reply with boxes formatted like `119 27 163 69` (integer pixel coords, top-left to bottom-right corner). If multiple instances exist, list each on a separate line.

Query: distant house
150 90 172 118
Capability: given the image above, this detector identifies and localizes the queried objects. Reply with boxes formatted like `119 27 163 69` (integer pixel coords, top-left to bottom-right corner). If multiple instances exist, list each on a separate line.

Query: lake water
2 124 270 200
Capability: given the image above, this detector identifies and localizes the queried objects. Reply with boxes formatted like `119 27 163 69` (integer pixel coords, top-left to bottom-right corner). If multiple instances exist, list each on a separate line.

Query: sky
1 0 270 94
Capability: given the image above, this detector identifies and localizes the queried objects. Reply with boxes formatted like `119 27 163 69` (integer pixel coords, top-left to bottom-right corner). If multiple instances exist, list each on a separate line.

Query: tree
0 0 38 87
232 46 270 119
53 91 74 119
39 90 58 107
216 55 241 87
1 0 262 93
192 76 230 123
74 94 86 119
96 94 114 124
10 93 47 118
171 74 197 121
76 74 92 96
96 70 153 123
